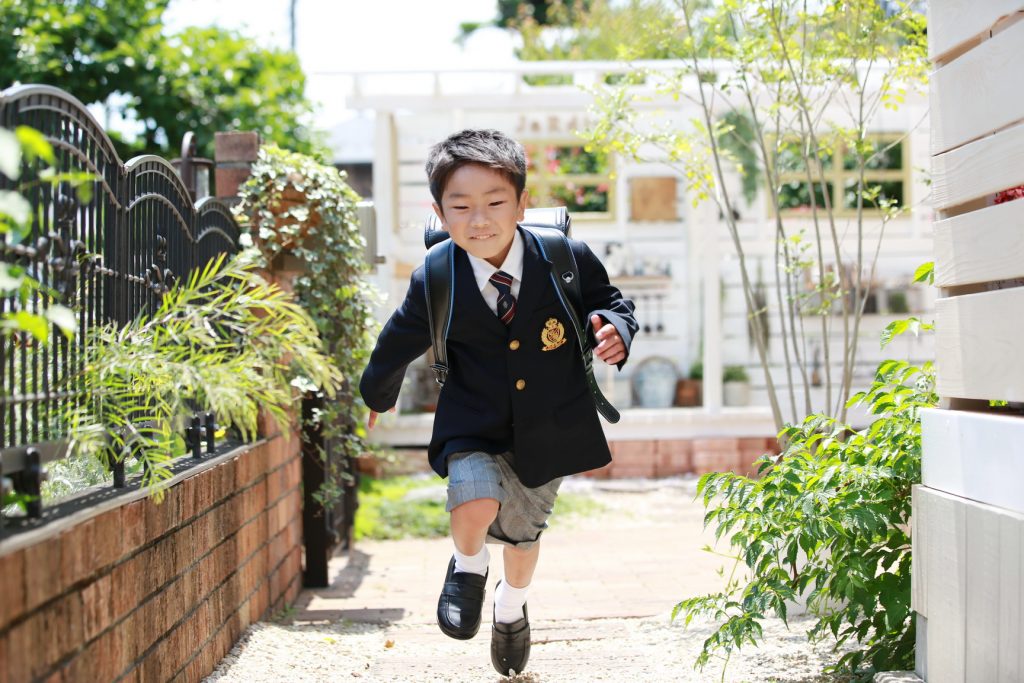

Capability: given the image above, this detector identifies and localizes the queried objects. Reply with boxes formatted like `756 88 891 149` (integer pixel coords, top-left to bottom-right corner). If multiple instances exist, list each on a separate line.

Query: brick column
214 131 260 203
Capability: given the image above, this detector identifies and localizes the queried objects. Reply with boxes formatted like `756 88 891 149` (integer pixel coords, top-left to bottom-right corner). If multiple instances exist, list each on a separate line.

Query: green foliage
513 0 684 62
0 0 320 160
1 124 89 349
498 0 593 28
689 360 704 380
134 26 321 159
675 355 937 680
234 145 377 506
1 123 95 513
880 317 933 349
355 475 608 540
586 0 930 427
723 365 749 383
354 476 451 541
0 0 170 109
459 0 596 41
912 261 934 285
67 250 343 498
716 111 760 204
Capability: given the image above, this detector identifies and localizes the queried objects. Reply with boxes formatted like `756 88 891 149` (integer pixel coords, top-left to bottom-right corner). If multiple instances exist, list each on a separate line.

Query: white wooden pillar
701 201 723 413
371 110 398 310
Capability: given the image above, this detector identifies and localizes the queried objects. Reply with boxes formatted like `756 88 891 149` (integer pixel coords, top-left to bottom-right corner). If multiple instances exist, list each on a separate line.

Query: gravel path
206 613 846 683
206 478 852 683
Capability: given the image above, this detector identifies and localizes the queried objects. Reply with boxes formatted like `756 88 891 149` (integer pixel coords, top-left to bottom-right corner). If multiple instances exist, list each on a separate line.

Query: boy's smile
432 163 529 268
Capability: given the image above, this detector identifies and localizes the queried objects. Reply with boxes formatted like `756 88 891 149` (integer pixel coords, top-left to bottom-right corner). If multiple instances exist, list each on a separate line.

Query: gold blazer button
509 339 521 350
515 379 526 391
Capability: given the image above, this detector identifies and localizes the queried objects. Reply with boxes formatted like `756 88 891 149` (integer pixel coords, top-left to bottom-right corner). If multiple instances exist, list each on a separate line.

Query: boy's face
432 163 528 268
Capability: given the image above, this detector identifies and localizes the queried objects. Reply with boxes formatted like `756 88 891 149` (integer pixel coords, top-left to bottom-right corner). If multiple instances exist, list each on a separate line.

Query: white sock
494 580 529 624
453 545 490 576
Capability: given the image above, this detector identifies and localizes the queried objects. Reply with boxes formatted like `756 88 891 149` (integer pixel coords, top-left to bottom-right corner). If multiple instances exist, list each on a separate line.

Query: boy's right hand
367 407 396 430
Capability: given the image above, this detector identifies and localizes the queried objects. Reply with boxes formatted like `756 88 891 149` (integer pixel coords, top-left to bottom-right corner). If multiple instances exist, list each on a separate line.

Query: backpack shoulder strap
523 227 621 424
424 239 454 386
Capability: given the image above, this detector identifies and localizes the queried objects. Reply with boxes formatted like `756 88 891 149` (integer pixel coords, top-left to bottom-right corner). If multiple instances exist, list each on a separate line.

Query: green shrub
689 360 704 380
676 358 936 680
723 365 749 383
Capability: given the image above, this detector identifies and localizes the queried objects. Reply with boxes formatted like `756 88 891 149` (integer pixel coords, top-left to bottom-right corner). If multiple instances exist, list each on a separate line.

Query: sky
164 0 515 71
163 0 520 158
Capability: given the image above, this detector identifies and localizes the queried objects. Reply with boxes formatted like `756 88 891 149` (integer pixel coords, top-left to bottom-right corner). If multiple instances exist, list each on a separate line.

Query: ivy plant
233 145 377 506
677 341 937 680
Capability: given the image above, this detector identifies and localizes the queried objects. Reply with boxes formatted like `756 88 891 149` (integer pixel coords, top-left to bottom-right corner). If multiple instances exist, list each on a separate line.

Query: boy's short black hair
425 129 527 205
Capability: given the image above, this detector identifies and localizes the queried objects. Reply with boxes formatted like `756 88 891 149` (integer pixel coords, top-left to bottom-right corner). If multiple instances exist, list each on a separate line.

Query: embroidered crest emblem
540 318 567 351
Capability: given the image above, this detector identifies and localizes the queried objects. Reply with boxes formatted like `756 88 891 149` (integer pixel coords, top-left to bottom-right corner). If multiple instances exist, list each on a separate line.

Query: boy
359 129 637 676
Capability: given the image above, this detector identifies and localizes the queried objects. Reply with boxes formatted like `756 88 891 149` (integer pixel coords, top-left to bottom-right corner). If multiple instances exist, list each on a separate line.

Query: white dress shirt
466 230 525 316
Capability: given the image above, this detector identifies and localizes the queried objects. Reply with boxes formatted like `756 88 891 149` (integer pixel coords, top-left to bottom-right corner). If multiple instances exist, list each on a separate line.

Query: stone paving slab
210 479 849 682
294 479 727 628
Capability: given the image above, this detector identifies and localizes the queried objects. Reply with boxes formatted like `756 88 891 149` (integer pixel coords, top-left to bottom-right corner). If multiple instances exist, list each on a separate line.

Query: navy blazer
359 227 638 487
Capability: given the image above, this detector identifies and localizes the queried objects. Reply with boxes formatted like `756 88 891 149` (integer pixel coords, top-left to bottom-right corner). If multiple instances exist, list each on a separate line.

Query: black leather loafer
436 556 487 640
490 601 531 675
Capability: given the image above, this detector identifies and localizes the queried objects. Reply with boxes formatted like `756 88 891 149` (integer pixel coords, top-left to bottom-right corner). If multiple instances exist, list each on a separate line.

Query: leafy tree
130 26 319 160
0 0 170 110
515 0 684 61
460 0 593 38
0 0 320 160
499 0 590 26
587 0 929 428
462 0 681 60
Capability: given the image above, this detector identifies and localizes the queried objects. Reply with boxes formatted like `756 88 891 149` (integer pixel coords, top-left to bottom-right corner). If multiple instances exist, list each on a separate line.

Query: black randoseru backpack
422 207 620 423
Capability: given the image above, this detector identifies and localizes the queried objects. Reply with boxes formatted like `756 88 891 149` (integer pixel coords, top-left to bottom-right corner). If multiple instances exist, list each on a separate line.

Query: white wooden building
337 60 935 442
913 2 1024 681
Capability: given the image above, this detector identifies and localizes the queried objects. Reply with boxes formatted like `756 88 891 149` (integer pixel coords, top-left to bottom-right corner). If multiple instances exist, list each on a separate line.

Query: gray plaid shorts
445 450 563 549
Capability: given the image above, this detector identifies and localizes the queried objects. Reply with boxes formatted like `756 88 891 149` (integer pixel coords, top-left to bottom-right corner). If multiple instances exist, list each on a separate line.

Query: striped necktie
489 270 516 325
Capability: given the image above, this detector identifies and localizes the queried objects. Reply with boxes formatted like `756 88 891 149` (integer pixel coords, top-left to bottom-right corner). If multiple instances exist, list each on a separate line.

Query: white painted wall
349 62 935 426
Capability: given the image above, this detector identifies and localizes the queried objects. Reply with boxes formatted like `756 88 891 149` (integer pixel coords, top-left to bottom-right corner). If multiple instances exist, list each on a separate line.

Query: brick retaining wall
0 426 303 683
581 436 779 480
376 436 781 481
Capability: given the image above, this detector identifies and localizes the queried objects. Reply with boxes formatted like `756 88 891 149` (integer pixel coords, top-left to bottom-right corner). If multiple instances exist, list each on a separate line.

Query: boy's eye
452 205 469 210
489 201 505 207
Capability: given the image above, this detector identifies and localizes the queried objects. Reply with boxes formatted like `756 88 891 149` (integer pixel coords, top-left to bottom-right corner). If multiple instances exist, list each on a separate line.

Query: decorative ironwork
0 84 242 521
143 235 174 296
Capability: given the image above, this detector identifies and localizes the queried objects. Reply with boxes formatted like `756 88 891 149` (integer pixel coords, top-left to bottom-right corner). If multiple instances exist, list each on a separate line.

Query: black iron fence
0 85 240 520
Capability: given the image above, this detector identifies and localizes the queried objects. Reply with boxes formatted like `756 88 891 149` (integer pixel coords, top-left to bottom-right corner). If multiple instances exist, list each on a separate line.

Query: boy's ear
516 189 529 221
431 201 447 227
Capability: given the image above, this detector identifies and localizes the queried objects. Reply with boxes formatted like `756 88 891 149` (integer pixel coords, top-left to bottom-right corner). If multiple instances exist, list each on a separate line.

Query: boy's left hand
591 314 626 366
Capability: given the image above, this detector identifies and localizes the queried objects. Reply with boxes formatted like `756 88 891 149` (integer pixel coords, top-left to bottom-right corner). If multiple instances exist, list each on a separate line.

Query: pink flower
994 185 1024 204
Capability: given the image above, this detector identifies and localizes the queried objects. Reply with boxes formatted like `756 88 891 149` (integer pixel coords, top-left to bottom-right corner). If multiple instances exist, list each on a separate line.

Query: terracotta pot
674 378 703 407
356 453 383 479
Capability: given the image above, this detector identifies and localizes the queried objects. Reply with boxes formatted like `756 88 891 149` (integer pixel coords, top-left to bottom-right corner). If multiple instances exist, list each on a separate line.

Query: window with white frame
772 134 909 217
523 141 613 218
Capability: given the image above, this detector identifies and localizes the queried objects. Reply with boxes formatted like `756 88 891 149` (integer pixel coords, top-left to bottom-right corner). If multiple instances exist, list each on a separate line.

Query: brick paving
290 478 733 679
209 477 851 682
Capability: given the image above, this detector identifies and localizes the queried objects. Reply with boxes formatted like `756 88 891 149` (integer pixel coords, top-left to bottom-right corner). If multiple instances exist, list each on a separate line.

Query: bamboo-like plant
66 249 344 497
